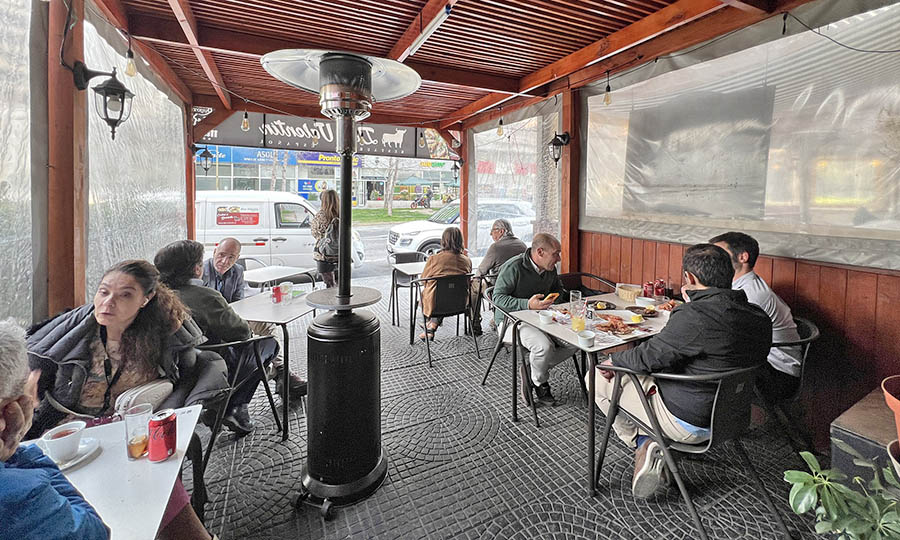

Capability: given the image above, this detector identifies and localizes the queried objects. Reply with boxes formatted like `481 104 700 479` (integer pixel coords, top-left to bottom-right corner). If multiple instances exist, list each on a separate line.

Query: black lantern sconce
549 132 571 165
73 61 135 140
452 160 463 181
191 144 215 174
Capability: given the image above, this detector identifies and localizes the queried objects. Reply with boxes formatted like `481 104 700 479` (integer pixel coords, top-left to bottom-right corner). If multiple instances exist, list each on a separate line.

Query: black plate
593 300 617 310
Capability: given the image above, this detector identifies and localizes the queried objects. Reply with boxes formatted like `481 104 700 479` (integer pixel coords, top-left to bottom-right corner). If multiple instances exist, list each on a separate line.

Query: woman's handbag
114 379 174 414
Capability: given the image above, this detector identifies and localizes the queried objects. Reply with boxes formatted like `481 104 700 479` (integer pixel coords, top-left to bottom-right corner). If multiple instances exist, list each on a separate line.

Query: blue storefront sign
196 145 359 167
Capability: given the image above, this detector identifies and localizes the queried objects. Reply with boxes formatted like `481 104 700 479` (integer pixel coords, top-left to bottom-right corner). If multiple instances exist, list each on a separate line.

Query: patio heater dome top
261 49 421 120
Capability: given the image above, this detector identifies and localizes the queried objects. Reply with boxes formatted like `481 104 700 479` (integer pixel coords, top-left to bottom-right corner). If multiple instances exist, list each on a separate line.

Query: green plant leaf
785 470 815 484
815 520 834 534
802 451 822 473
884 467 900 490
833 438 867 460
855 458 879 470
794 483 819 515
822 486 840 521
822 468 849 482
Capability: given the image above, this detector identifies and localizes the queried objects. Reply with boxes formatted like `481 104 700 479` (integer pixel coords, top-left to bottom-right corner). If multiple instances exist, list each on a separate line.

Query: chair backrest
773 316 820 402
558 272 616 296
390 252 426 264
237 256 267 271
429 274 471 318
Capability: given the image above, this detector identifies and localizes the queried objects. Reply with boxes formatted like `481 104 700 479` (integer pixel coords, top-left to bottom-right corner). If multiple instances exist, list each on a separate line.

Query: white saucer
37 437 102 471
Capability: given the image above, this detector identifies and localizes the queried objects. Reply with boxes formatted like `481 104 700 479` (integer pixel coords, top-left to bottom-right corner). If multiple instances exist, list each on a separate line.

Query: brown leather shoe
275 367 308 399
632 439 664 498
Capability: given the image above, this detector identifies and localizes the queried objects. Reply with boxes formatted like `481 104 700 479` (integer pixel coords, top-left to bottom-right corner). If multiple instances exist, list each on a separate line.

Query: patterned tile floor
187 276 821 540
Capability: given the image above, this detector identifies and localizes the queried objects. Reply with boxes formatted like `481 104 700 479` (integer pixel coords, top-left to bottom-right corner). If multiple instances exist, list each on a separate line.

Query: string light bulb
240 111 250 132
311 129 319 145
604 70 612 106
497 117 504 136
418 130 426 148
125 48 137 78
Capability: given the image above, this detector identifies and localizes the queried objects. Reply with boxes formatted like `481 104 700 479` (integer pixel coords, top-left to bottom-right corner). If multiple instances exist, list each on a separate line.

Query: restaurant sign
197 145 359 168
201 111 431 158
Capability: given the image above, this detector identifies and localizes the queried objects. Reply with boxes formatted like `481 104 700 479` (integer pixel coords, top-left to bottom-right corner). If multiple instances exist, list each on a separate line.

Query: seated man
589 244 772 499
201 237 307 400
0 320 110 540
493 233 576 405
156 240 276 436
709 232 802 402
469 219 527 334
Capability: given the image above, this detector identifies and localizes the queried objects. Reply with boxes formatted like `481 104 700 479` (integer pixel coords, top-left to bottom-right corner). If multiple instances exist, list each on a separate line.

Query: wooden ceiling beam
90 0 192 105
129 14 530 96
166 0 231 109
718 0 776 15
441 0 727 129
389 0 458 62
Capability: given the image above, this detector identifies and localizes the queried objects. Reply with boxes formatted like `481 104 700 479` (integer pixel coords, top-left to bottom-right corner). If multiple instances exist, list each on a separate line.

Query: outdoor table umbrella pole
261 49 420 519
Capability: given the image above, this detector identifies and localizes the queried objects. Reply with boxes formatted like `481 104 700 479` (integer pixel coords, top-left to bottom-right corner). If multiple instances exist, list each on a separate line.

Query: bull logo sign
357 126 408 154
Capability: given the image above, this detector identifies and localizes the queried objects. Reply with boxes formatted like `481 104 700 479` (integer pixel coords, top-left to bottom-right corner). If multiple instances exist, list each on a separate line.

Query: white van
195 191 365 269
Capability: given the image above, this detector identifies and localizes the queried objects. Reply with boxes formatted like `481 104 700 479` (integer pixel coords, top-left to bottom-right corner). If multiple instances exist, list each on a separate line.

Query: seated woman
419 227 472 340
154 240 278 436
25 260 226 540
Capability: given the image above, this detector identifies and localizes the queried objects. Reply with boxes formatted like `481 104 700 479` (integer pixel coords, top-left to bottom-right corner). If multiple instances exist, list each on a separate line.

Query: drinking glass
570 291 586 332
124 403 152 460
279 282 293 305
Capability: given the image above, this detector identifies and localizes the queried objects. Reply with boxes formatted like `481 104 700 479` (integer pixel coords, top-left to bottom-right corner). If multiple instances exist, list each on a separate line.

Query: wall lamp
452 159 463 181
73 61 135 140
191 144 215 173
549 132 571 165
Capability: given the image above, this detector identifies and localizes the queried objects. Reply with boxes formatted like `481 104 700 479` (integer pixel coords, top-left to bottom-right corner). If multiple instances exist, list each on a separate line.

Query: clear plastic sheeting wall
583 2 900 270
84 15 187 295
0 0 32 323
469 109 560 256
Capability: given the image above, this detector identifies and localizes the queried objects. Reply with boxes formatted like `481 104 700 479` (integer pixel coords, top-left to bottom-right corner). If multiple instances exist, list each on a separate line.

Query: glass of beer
124 403 152 460
570 291 586 333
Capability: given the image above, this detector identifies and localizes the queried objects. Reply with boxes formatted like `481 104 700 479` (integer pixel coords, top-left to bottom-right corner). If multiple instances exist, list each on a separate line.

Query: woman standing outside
419 227 471 340
311 189 340 288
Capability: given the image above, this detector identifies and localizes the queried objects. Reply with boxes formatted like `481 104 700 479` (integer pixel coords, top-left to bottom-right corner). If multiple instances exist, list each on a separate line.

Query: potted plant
784 439 900 539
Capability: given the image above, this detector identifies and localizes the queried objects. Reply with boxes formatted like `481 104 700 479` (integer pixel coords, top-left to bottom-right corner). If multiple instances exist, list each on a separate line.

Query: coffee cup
538 310 553 325
577 330 596 348
42 420 86 462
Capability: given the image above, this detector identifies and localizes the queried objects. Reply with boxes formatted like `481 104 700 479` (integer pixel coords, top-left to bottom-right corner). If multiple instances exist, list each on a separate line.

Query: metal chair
237 256 267 271
594 364 793 540
758 316 821 452
195 335 281 471
558 272 616 296
389 252 426 326
411 273 480 367
480 286 586 427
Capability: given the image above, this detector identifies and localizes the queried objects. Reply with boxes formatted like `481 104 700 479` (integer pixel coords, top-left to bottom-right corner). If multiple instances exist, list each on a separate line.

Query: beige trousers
249 321 283 370
587 368 708 448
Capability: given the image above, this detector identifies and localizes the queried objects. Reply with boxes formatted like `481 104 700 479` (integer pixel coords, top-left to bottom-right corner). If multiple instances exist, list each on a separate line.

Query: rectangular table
31 405 201 540
510 292 670 495
229 291 315 440
243 265 316 288
391 257 483 344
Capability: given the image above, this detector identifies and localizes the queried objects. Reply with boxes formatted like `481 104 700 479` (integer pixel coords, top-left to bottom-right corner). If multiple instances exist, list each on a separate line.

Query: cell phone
544 292 560 302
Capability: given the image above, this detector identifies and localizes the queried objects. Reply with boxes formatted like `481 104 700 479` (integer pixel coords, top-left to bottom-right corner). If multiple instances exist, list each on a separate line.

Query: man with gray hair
0 319 110 539
470 219 527 335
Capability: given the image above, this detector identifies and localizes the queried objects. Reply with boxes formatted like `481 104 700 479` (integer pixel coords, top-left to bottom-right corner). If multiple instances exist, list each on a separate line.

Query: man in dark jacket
201 237 307 400
493 233 575 405
589 243 772 499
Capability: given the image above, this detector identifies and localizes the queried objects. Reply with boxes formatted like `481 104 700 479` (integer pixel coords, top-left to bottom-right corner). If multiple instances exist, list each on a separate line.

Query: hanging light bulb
125 48 137 78
604 70 612 106
311 129 320 145
497 117 504 137
418 130 426 148
240 111 251 132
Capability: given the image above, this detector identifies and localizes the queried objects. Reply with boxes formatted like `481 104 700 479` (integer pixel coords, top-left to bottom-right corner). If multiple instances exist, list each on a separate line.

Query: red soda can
148 409 177 462
654 279 666 297
643 282 654 298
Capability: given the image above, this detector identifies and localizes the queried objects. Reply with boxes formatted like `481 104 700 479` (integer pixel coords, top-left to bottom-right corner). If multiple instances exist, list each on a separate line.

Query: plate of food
597 310 646 324
593 313 634 335
656 299 681 311
625 306 659 318
593 300 617 311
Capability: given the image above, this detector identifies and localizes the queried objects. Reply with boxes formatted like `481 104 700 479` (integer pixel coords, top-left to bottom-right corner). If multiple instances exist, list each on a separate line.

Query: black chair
389 252 427 326
195 335 282 470
558 272 616 296
593 364 792 540
411 273 480 367
480 286 586 427
757 316 821 452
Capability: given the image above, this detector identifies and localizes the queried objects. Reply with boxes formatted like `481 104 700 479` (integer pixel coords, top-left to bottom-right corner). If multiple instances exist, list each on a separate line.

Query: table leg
408 284 415 345
588 352 596 496
511 323 518 423
281 322 290 441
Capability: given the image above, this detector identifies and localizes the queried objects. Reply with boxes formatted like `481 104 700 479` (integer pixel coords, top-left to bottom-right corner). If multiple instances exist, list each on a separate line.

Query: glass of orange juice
570 294 587 332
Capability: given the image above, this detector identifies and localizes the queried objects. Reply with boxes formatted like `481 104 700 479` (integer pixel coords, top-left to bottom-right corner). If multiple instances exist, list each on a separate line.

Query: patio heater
261 49 420 518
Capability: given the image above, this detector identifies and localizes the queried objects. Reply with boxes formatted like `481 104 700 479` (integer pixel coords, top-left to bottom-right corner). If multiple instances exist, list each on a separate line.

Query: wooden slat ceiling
108 0 810 130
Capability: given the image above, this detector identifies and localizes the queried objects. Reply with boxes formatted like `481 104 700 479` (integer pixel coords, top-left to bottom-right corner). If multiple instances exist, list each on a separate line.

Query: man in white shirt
710 232 802 401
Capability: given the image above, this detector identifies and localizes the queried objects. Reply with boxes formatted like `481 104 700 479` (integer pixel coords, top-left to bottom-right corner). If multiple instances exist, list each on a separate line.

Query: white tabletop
511 293 670 353
45 405 201 540
392 256 484 277
229 289 315 325
243 265 314 285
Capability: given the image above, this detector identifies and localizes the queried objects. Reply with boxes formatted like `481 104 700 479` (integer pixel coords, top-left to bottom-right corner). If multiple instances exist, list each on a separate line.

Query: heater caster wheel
291 491 309 510
320 499 335 520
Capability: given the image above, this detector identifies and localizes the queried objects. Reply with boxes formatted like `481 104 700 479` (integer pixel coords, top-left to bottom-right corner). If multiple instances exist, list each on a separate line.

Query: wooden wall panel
577 231 900 451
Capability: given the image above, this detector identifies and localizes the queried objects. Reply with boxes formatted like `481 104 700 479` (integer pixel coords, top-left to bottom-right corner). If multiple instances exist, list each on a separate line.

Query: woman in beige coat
419 227 471 340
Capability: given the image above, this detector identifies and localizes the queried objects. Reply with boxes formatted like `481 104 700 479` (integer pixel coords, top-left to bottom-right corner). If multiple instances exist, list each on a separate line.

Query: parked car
195 191 365 270
386 199 535 258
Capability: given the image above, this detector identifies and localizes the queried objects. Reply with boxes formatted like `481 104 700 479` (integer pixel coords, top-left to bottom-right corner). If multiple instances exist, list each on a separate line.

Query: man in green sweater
493 233 575 405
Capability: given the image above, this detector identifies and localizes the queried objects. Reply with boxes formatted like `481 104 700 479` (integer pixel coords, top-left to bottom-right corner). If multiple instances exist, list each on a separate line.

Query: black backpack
315 218 340 258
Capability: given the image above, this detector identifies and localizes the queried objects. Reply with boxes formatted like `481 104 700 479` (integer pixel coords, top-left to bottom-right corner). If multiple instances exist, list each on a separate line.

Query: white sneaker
632 440 665 498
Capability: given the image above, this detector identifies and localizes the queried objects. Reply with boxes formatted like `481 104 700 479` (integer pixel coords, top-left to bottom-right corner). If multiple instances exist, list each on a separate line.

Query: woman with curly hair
25 259 227 540
311 188 340 288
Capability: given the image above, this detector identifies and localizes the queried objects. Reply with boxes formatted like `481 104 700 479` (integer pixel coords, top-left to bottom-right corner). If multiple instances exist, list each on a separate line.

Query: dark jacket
201 258 245 303
477 234 527 278
25 304 228 438
492 249 569 326
174 282 251 344
611 287 772 427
